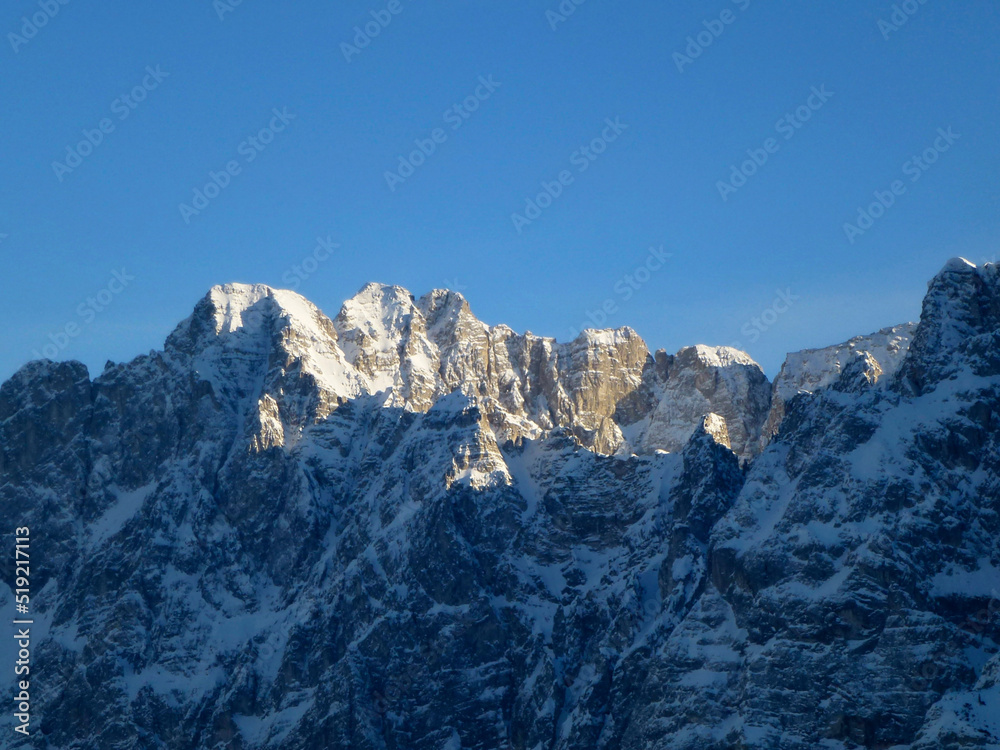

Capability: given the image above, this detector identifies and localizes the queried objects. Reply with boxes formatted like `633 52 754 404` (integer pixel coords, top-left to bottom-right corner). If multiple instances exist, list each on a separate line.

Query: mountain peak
571 326 642 346
937 256 979 276
418 287 469 310
344 281 417 311
203 282 335 336
684 344 762 370
334 283 420 354
900 257 1000 393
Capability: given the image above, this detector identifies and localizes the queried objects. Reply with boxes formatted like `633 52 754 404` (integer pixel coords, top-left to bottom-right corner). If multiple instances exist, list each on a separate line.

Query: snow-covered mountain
0 258 997 749
165 280 772 461
762 321 917 448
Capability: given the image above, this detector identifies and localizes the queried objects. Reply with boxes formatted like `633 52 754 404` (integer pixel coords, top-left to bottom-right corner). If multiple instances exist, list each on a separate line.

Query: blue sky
1 0 998 381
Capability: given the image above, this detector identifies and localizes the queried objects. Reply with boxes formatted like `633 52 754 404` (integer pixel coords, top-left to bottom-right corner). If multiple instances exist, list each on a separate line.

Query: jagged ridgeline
0 259 998 749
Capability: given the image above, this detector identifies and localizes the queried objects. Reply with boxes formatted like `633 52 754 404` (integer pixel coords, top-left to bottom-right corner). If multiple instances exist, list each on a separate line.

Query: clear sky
1 0 998 381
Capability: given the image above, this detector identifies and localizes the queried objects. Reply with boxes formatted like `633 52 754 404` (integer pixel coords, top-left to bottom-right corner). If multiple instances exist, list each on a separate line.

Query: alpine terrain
0 258 998 749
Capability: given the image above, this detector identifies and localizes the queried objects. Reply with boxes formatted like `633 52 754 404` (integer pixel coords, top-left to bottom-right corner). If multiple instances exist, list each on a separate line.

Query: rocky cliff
0 259 997 749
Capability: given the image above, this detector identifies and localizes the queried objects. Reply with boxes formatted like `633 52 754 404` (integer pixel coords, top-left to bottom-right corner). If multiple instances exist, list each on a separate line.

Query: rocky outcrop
899 258 1000 393
630 345 772 461
762 321 916 447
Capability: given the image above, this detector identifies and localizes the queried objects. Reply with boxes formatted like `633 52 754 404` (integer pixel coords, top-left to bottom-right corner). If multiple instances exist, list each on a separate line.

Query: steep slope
698 259 1000 749
0 260 997 749
762 321 917 447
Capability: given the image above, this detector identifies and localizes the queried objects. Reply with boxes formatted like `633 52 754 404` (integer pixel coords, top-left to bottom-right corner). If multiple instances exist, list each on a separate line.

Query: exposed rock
762 321 916 447
0 259 997 749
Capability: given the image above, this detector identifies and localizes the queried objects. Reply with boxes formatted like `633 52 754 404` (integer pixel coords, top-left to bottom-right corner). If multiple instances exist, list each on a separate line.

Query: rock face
160 281 772 462
0 259 998 749
762 321 917 446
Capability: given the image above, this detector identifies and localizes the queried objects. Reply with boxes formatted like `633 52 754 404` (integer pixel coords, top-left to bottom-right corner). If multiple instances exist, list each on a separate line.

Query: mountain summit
0 259 997 749
164 280 777 460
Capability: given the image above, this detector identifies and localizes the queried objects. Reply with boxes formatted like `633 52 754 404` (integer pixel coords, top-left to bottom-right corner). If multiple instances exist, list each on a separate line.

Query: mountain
0 259 997 749
761 321 917 448
162 281 772 461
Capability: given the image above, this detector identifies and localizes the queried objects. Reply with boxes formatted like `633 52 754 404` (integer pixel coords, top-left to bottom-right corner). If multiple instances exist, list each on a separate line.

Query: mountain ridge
14 273 926 462
1 257 996 749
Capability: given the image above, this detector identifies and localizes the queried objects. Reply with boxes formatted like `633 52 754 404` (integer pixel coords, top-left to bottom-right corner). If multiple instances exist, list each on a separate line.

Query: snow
573 327 639 347
686 344 760 369
232 700 313 747
335 282 417 358
772 322 916 403
930 558 1000 598
441 729 463 749
942 256 978 273
12 262 1000 747
169 280 782 467
207 283 275 334
88 482 157 546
